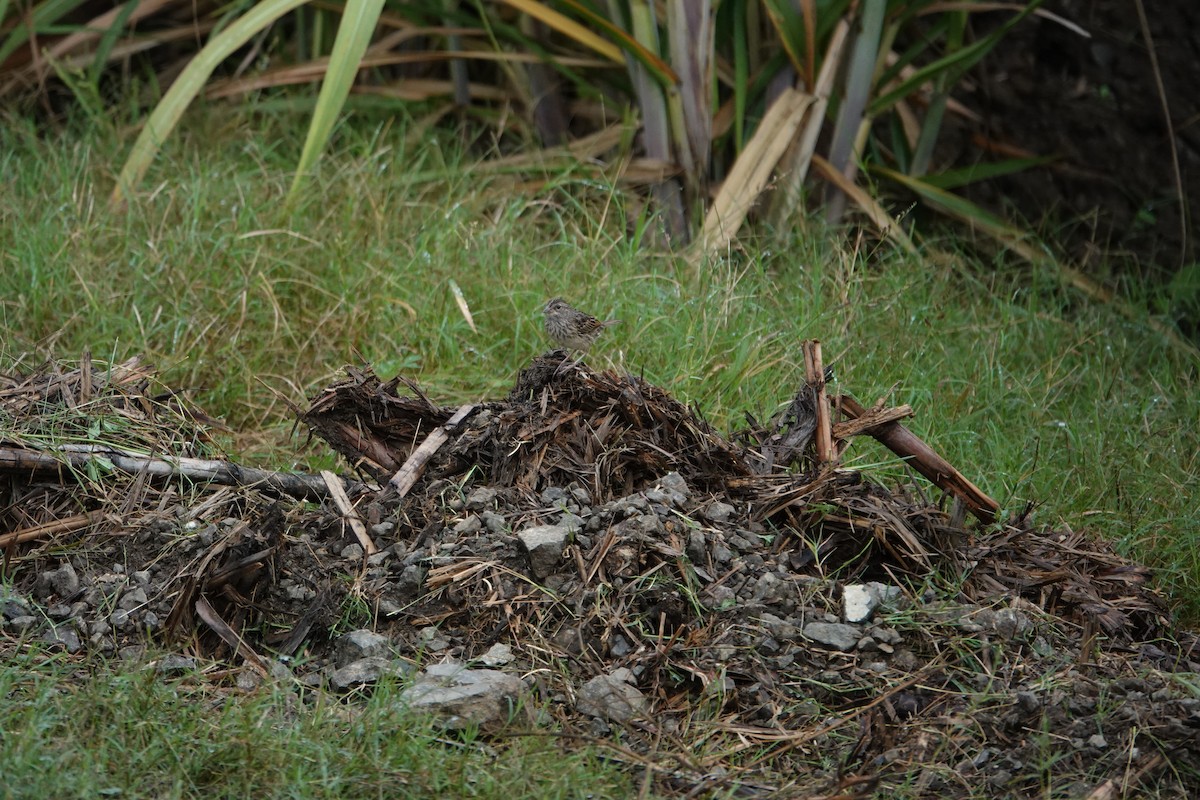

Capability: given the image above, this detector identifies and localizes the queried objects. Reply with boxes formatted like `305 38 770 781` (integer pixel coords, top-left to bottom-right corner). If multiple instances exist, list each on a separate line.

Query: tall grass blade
666 0 713 203
870 3 1038 115
921 156 1053 191
824 0 886 223
500 0 624 64
0 0 90 65
287 0 387 203
110 0 310 208
813 155 915 253
88 0 141 87
621 0 687 243
873 164 1022 237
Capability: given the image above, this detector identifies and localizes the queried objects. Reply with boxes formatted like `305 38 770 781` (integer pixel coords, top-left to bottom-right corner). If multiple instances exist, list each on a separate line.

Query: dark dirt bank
961 0 1198 279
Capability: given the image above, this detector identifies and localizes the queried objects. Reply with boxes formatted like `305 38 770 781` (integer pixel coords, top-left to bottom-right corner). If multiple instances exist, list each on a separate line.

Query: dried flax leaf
697 88 815 256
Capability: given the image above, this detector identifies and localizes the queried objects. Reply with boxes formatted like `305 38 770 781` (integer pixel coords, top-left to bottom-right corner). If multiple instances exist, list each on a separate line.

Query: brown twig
0 511 106 549
802 340 834 464
837 395 999 524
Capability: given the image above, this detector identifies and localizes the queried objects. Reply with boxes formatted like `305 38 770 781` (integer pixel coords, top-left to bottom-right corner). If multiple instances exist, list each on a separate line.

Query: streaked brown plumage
542 298 618 357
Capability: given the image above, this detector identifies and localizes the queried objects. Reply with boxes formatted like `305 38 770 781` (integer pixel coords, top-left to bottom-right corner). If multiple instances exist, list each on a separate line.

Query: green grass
1 108 1198 795
0 648 632 799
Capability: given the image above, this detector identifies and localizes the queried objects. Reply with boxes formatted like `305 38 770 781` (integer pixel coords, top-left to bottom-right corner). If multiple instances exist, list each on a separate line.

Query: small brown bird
542 298 619 367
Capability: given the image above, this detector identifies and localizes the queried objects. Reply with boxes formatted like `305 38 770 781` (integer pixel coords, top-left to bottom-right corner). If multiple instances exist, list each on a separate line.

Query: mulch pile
2 353 1198 797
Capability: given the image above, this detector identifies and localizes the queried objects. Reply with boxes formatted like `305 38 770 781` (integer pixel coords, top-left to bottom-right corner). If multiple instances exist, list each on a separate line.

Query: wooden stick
802 341 834 464
387 403 476 497
0 511 105 548
194 595 270 676
321 470 377 555
833 403 913 439
0 444 344 501
838 395 999 524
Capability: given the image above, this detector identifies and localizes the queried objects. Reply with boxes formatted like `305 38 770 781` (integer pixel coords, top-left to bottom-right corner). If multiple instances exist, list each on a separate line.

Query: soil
959 0 1199 278
3 355 1200 798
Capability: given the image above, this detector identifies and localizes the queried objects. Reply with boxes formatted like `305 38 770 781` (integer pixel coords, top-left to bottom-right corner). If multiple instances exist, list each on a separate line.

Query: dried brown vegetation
2 354 1198 797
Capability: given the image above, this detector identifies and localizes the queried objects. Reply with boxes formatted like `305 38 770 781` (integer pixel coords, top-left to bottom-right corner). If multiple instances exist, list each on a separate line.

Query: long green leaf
869 3 1039 115
499 0 623 63
0 0 90 64
873 164 1023 237
921 156 1053 191
909 9 964 175
88 0 140 86
824 0 886 222
287 0 386 203
111 0 310 207
516 0 677 85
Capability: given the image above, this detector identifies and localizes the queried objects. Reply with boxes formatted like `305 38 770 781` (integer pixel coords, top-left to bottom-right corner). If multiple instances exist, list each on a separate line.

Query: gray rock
657 472 690 506
42 625 82 654
990 608 1031 640
758 612 799 640
609 494 650 518
1 589 31 620
37 562 79 599
330 657 410 689
285 583 316 602
235 669 262 691
131 570 152 587
704 501 736 523
47 604 73 620
960 607 1032 640
396 564 426 596
336 629 391 667
642 487 669 506
843 584 880 623
370 521 396 537
478 643 514 667
576 668 647 722
1087 734 1108 749
118 645 145 661
1016 691 1040 713
558 512 585 532
517 524 572 578
481 511 506 533
452 515 482 535
540 487 569 506
704 584 736 610
617 513 664 539
417 626 451 653
869 626 903 645
465 487 499 511
803 622 861 652
5 615 38 634
340 543 365 559
400 664 528 729
156 654 197 674
118 587 148 611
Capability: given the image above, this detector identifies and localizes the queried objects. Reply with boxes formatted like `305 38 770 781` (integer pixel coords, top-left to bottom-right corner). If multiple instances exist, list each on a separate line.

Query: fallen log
836 395 1000 524
0 443 349 501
